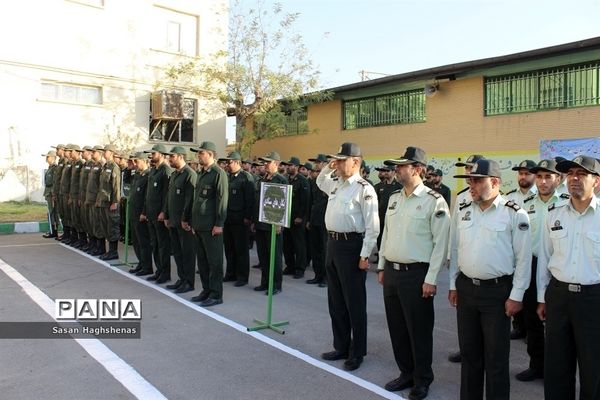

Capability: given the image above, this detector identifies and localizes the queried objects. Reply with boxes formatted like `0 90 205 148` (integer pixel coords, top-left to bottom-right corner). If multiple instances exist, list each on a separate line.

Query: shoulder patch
505 200 521 211
435 210 447 218
427 189 441 199
459 201 472 211
506 189 517 195
523 194 536 203
518 222 530 231
559 193 570 199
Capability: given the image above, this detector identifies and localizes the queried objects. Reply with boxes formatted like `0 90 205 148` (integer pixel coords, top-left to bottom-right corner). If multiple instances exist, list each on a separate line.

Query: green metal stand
247 225 289 334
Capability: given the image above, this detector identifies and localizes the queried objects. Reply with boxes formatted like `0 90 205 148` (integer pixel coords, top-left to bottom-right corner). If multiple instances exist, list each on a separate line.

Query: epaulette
548 201 567 212
332 177 339 181
357 179 368 187
459 201 472 211
523 194 536 203
391 188 403 195
427 189 441 199
457 187 469 195
505 200 520 211
505 189 517 195
559 193 570 199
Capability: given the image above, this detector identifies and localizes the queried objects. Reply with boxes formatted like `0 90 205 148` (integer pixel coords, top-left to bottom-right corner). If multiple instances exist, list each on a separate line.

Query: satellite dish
424 83 439 97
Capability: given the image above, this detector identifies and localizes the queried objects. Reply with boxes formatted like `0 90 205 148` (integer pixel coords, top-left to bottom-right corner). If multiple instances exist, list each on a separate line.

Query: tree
163 0 331 155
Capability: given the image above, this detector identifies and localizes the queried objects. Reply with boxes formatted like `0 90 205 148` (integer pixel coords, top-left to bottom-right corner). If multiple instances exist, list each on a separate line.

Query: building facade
0 0 227 201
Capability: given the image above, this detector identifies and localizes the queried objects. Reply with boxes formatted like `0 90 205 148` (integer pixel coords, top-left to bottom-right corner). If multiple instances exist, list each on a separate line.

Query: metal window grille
343 90 425 130
485 62 600 115
283 108 308 136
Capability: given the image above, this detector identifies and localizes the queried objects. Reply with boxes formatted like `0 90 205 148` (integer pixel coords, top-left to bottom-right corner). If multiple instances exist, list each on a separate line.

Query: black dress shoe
128 265 142 274
515 368 543 381
43 232 57 238
318 281 327 288
384 375 414 392
448 351 462 363
146 274 159 281
200 298 222 307
252 264 260 269
233 280 247 287
166 280 182 290
135 269 153 277
510 328 526 340
253 285 267 291
191 291 210 302
223 275 236 282
293 271 305 279
306 277 320 284
175 282 194 293
408 385 429 400
321 350 348 361
155 275 170 284
343 356 363 371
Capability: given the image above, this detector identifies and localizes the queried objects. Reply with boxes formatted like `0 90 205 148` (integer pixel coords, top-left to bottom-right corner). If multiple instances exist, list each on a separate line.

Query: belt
551 277 600 293
388 262 428 271
328 231 364 241
459 272 512 286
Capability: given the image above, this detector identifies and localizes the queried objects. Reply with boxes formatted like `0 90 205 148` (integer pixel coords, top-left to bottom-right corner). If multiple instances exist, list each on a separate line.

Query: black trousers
326 236 367 358
456 273 511 400
224 223 250 282
383 263 434 387
255 229 283 290
147 218 171 277
522 256 544 371
131 217 152 271
544 278 600 400
169 225 196 286
283 222 307 272
309 224 327 280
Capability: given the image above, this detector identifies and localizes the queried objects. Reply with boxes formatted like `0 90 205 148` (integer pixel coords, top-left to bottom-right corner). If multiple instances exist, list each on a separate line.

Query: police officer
190 141 228 307
373 164 402 250
281 156 310 279
536 156 600 400
378 147 450 399
222 151 255 287
128 152 153 276
141 144 173 283
252 151 287 294
317 142 379 372
163 146 197 293
506 160 537 207
84 146 105 255
58 145 74 243
42 150 58 238
306 155 328 287
449 159 532 400
96 144 121 261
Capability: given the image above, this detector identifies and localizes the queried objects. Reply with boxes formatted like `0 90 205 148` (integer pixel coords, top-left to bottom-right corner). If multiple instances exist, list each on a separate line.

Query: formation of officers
42 140 600 399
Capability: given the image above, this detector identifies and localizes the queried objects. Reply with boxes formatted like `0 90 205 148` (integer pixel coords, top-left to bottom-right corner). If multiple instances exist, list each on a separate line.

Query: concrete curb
0 221 50 234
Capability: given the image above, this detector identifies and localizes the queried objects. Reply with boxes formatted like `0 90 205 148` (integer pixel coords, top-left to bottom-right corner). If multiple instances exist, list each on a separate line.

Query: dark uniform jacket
192 163 228 231
308 178 328 227
254 173 288 231
69 158 85 202
164 165 197 227
96 160 121 207
143 162 173 219
374 179 403 219
52 157 65 197
129 168 149 218
433 183 451 208
79 160 94 203
85 161 102 205
288 173 310 221
226 170 255 225
59 160 73 197
43 164 57 198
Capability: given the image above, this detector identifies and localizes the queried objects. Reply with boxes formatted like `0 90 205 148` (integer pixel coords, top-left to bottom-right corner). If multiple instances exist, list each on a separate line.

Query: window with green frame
343 90 426 130
484 62 600 115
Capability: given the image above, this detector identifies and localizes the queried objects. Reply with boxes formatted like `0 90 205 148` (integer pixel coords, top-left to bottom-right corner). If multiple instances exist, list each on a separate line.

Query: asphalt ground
0 234 544 400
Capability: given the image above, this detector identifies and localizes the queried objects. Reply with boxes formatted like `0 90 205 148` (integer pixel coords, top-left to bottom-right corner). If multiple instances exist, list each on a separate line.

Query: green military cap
52 144 66 150
92 145 105 151
82 145 93 151
308 154 328 163
223 151 242 161
258 151 281 162
167 145 188 156
145 143 169 154
104 144 118 153
42 150 57 157
302 162 313 171
191 141 217 152
132 151 148 160
67 144 83 152
252 160 264 167
242 159 253 164
282 156 301 166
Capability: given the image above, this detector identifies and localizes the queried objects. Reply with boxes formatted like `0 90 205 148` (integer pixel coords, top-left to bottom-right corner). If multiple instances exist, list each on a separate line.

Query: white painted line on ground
0 257 167 400
62 244 406 400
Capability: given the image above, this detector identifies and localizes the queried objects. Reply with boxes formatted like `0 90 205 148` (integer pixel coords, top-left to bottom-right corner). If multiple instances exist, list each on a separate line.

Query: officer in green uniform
190 141 228 307
281 156 310 279
306 154 329 286
128 152 153 276
96 144 121 260
77 146 94 250
85 146 105 255
252 151 288 294
58 145 74 243
42 150 58 238
222 151 255 286
51 145 66 239
68 145 85 247
141 144 173 282
163 146 197 293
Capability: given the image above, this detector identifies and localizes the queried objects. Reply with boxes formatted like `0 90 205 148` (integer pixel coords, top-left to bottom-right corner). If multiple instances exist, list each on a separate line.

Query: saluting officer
128 152 153 276
317 143 379 372
536 156 600 400
42 150 58 238
222 151 255 287
377 147 450 400
141 144 173 283
281 156 310 279
306 154 329 287
96 144 121 261
190 141 228 307
163 146 197 293
449 159 532 400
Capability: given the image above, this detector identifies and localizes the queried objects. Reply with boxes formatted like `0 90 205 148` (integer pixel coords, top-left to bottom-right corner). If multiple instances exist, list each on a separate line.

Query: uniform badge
551 220 563 231
136 187 140 192
518 222 529 231
462 211 471 221
153 182 158 187
528 204 535 214
388 201 397 210
232 189 237 194
541 160 548 168
365 194 373 201
176 189 181 195
202 189 208 195
416 205 422 211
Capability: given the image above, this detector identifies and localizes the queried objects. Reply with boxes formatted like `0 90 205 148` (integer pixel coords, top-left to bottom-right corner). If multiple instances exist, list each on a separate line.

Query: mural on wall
540 137 600 160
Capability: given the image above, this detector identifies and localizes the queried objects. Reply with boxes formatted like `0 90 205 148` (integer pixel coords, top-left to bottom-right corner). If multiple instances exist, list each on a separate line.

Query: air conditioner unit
151 90 184 120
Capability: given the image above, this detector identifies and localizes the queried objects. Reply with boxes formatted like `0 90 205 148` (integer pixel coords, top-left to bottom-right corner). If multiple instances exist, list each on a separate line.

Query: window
153 6 198 56
40 82 102 105
283 109 308 136
166 21 181 53
149 98 195 143
343 90 426 130
484 62 600 115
